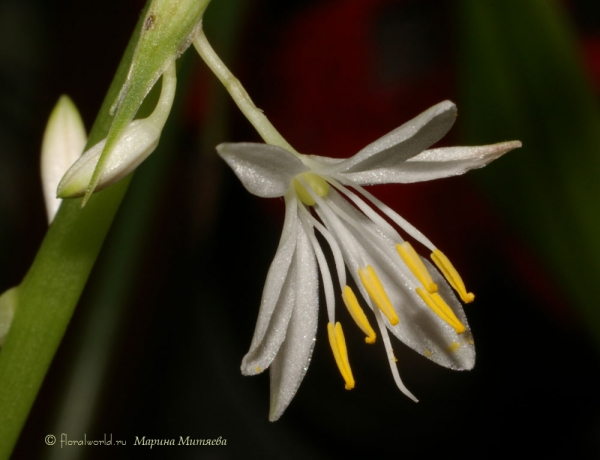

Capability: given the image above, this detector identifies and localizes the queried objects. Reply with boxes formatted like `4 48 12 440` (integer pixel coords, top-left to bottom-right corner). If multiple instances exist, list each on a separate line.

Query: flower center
293 172 330 206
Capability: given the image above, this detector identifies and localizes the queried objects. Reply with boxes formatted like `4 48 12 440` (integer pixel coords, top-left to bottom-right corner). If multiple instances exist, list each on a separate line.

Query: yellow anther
416 287 466 334
396 242 438 293
293 172 330 206
342 286 376 344
327 322 355 390
358 266 399 326
431 249 475 303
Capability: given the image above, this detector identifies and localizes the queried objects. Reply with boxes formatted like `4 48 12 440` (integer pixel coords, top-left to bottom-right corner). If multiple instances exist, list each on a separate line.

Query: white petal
416 258 475 370
358 238 475 371
326 190 474 370
313 101 457 176
340 141 521 185
41 96 86 222
217 143 308 197
241 193 299 374
268 222 319 421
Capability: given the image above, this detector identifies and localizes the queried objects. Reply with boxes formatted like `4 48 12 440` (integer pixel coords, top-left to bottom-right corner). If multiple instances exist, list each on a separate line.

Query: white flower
217 100 521 421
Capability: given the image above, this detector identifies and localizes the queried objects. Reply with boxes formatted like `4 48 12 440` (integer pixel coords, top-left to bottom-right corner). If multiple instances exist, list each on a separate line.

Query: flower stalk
193 25 296 153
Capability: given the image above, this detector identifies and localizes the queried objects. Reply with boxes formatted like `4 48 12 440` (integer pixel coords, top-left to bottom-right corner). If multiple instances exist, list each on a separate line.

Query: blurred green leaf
459 0 600 348
0 2 153 457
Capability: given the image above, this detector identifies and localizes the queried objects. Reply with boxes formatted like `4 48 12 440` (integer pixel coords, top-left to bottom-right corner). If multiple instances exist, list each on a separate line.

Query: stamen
358 266 399 326
294 172 330 206
416 288 466 334
298 205 336 324
327 322 355 390
335 177 435 250
396 242 438 293
327 177 402 243
300 206 347 288
431 250 475 303
342 286 376 344
371 305 418 402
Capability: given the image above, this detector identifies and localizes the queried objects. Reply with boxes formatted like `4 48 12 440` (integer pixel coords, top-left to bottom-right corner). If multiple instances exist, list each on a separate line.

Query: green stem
0 3 153 457
193 25 298 154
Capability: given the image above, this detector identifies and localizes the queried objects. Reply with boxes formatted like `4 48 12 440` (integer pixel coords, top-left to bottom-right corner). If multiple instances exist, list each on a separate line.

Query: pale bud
57 62 177 198
40 96 86 221
57 118 160 198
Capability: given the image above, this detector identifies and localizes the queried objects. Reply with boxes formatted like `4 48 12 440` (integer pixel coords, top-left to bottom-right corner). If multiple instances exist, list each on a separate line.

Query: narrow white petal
41 96 86 222
268 220 319 421
351 228 474 370
241 193 299 374
217 143 308 197
364 237 475 370
341 141 521 185
313 101 457 176
414 258 475 370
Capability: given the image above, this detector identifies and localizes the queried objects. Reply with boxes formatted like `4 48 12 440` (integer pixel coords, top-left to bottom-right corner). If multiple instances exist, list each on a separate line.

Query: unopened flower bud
41 96 86 221
57 118 160 198
57 62 176 198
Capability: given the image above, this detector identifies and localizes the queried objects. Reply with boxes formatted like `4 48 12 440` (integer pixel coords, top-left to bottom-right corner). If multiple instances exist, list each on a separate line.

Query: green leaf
458 0 600 349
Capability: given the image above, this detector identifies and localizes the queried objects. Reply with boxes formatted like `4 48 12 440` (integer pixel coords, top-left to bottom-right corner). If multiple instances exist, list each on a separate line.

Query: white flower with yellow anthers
217 100 521 421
